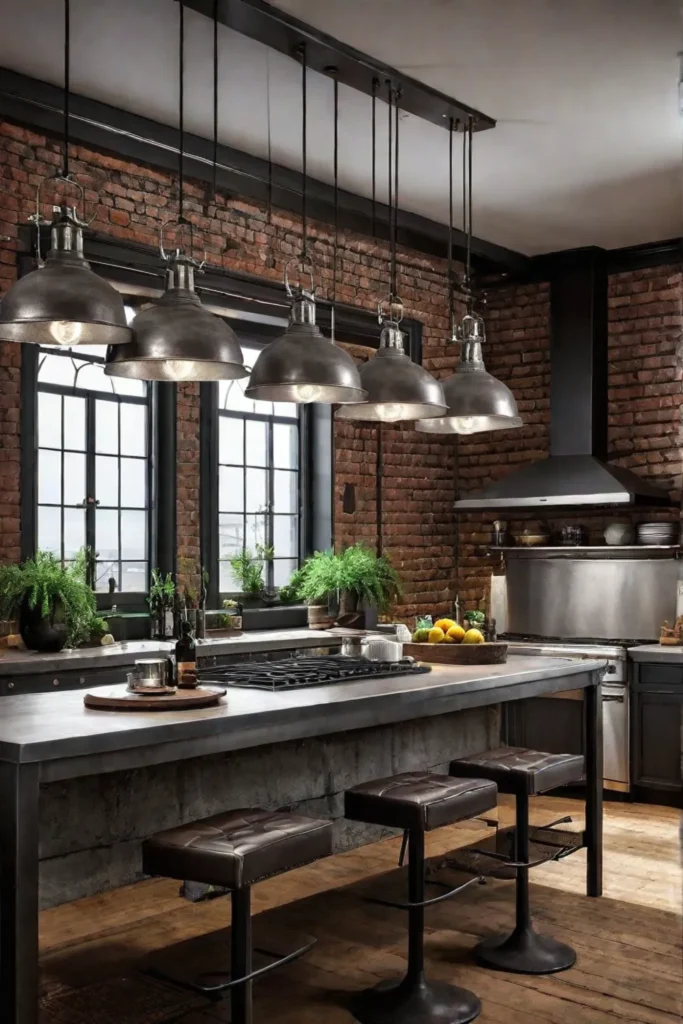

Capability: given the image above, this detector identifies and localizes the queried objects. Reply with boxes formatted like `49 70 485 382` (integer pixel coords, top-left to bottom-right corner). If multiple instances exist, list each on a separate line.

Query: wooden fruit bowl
403 641 508 665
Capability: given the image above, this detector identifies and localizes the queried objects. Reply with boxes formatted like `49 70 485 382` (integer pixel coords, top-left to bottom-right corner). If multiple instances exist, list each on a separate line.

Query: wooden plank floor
39 795 682 1024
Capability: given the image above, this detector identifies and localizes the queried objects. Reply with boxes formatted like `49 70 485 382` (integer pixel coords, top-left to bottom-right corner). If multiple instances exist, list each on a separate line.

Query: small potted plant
229 545 273 608
0 549 99 652
149 568 175 639
289 544 402 628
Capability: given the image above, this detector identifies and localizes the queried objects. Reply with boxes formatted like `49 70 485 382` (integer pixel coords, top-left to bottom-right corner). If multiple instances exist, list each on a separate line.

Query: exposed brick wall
0 118 461 615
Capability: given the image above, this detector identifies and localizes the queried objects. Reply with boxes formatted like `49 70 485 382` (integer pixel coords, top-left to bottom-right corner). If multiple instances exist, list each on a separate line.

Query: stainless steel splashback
503 558 680 640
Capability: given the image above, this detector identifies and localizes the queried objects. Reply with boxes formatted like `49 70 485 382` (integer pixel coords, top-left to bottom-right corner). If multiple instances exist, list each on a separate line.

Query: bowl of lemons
405 617 507 665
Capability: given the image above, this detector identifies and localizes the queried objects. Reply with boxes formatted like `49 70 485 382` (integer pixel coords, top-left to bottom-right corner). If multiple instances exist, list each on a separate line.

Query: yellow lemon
434 618 456 633
463 628 485 644
442 633 455 643
428 626 445 644
447 624 466 643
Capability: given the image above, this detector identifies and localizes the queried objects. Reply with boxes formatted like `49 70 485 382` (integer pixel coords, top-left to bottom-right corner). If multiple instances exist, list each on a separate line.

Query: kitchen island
0 654 604 1024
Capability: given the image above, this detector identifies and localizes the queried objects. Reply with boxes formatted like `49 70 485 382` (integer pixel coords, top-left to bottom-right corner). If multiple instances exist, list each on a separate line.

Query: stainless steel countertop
628 643 683 663
0 629 341 676
0 656 605 770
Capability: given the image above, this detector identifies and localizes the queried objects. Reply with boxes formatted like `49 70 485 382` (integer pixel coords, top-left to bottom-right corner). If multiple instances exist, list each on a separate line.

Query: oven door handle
602 694 625 703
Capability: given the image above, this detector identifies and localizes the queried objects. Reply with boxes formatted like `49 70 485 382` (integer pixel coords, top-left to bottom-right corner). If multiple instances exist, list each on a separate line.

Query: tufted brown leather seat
450 746 584 796
345 771 497 832
142 808 333 890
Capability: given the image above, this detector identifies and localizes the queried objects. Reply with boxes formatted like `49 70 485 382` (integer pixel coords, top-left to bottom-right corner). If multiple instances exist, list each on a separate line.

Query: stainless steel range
500 633 636 792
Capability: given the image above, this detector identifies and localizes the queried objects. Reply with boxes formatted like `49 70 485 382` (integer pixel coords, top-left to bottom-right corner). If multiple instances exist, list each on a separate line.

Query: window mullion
85 395 96 584
266 420 274 589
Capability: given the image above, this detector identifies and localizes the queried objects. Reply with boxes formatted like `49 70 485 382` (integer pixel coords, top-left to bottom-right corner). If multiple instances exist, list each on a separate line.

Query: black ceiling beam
0 68 527 274
185 0 495 133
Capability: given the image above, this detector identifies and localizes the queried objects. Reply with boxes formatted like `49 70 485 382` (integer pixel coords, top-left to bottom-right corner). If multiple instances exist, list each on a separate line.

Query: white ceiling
0 0 681 255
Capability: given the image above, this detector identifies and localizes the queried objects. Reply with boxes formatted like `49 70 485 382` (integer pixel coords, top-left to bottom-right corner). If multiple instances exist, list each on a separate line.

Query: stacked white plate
636 522 678 545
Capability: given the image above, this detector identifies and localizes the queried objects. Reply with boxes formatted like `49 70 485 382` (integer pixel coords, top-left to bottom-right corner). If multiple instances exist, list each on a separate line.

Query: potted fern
0 550 99 652
229 545 274 607
289 544 402 627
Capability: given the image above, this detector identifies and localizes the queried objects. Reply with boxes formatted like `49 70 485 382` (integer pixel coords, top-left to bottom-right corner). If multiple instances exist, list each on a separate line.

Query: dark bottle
175 620 197 689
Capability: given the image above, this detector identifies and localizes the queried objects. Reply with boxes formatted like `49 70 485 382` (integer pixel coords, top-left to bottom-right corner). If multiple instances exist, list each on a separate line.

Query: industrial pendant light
245 46 365 404
0 0 130 347
336 85 446 423
106 1 247 382
417 118 521 435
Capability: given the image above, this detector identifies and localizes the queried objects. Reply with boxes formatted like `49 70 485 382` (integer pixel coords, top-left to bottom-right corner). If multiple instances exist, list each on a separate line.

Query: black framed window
217 342 300 593
35 305 152 593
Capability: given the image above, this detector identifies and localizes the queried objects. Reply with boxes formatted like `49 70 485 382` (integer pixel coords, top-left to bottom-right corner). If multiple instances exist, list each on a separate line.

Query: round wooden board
403 642 508 665
84 685 226 711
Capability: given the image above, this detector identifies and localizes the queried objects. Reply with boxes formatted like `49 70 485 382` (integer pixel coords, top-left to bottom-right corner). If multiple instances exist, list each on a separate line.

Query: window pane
63 508 85 558
219 513 243 557
121 510 146 560
219 466 243 513
121 458 146 509
245 514 266 550
96 400 119 454
96 508 119 563
274 559 298 588
273 470 297 514
38 505 61 555
75 360 111 393
96 455 119 507
219 377 253 414
219 416 244 464
63 396 86 452
219 560 234 592
122 561 147 592
120 404 146 457
95 560 118 593
273 515 298 558
273 423 298 469
63 452 86 506
38 392 62 449
38 449 61 504
245 469 267 513
38 353 76 387
245 421 267 466
111 376 146 398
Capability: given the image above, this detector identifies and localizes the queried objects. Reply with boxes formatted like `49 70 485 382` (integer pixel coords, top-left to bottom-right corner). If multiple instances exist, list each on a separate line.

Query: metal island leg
584 675 604 897
0 761 40 1024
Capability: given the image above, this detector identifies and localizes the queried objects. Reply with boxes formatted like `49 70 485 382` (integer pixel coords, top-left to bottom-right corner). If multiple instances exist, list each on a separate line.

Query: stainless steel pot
128 657 174 692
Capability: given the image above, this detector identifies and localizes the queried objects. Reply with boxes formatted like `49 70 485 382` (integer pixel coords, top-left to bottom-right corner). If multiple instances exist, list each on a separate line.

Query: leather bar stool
450 746 583 975
345 771 498 1024
143 808 333 1023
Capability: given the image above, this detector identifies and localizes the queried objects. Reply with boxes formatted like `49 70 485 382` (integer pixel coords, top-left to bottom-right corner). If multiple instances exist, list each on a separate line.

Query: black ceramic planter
19 599 69 653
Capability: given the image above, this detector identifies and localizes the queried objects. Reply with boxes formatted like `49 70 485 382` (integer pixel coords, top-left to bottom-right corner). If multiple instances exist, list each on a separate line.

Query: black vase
19 598 69 653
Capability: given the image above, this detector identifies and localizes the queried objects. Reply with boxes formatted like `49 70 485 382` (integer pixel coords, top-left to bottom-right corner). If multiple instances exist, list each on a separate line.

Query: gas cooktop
198 655 431 691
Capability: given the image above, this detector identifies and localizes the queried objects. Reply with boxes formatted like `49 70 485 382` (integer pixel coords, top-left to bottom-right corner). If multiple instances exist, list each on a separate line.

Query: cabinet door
632 691 683 796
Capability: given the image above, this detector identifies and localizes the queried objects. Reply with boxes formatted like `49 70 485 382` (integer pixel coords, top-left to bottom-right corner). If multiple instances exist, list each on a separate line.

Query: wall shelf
489 545 681 560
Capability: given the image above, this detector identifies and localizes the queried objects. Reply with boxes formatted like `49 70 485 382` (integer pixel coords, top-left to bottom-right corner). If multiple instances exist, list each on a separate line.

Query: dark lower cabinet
631 666 683 806
0 666 128 696
505 696 584 760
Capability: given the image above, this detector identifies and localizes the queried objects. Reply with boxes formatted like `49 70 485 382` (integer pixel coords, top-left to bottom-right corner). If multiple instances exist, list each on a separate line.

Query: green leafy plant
0 550 98 647
285 544 402 614
277 563 310 604
466 609 485 626
148 569 175 612
89 614 109 638
229 546 273 596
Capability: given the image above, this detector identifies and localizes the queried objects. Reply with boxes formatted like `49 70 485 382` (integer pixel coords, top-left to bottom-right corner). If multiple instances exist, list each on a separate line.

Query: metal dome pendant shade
336 318 447 422
105 254 248 382
416 313 521 434
0 206 130 347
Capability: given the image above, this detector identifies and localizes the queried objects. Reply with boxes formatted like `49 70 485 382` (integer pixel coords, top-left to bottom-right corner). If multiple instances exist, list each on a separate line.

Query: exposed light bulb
292 384 324 403
376 403 404 422
451 416 486 435
50 320 83 346
164 360 198 381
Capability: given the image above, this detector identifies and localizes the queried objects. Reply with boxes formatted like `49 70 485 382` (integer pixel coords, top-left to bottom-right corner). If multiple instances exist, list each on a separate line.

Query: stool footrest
145 937 316 999
364 872 482 911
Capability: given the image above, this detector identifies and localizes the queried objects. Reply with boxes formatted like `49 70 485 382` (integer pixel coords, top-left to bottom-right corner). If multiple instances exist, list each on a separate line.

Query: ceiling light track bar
184 0 495 132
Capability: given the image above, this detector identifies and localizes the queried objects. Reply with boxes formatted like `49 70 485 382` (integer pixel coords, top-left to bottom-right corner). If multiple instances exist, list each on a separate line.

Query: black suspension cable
212 0 218 197
266 56 273 224
448 117 456 336
371 78 378 238
300 45 308 260
462 116 467 295
63 0 70 178
467 116 473 302
387 82 394 301
332 69 339 339
178 1 185 221
392 90 400 302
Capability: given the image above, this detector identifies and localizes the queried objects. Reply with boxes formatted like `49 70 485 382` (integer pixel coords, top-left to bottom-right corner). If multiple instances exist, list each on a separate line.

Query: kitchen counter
0 628 340 676
628 644 683 663
0 654 604 1024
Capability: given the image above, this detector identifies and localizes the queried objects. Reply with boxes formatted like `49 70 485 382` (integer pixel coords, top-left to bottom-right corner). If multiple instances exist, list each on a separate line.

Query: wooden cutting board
84 685 226 711
403 642 508 665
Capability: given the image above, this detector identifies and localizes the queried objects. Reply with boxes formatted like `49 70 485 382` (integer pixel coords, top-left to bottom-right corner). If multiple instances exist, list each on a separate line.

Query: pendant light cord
331 69 339 340
178 1 185 223
212 0 218 198
300 45 308 262
463 115 473 310
386 86 400 306
448 117 455 336
371 78 378 238
62 0 70 179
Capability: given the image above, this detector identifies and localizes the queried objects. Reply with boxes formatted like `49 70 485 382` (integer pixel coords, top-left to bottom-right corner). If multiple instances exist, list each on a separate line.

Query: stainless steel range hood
455 248 673 510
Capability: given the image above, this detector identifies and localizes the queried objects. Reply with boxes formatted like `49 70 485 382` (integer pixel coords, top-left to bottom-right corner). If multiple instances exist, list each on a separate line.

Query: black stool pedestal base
475 926 576 975
349 977 481 1024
